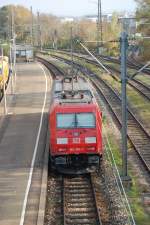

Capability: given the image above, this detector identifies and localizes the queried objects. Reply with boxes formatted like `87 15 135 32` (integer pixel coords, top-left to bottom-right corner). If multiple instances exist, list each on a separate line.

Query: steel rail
36 56 65 78
54 50 150 101
63 175 103 225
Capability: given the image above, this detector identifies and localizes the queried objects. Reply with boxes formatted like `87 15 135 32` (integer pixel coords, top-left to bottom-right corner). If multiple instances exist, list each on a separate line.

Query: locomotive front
49 77 102 174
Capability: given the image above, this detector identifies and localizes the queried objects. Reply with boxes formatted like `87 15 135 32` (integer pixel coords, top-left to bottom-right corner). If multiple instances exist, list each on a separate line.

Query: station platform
0 62 51 225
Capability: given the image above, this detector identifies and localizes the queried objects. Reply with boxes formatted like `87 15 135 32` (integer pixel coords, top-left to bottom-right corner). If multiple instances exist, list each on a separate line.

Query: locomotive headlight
85 137 96 144
57 138 68 144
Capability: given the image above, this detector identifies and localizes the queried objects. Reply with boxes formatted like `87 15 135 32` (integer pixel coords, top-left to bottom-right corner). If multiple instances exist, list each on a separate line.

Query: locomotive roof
54 76 93 104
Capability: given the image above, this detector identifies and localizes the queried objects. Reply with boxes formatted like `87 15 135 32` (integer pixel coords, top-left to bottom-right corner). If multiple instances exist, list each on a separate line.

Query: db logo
73 138 80 143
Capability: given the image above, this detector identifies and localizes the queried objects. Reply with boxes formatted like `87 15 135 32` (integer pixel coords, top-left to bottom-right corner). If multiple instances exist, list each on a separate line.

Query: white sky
0 0 137 16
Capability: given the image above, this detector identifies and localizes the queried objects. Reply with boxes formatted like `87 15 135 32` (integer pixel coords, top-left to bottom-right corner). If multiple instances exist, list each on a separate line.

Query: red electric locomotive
49 75 102 173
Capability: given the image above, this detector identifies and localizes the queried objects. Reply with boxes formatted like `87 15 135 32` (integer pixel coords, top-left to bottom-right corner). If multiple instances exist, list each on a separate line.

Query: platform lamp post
9 42 14 94
12 33 17 84
9 36 16 90
11 6 17 84
0 46 7 115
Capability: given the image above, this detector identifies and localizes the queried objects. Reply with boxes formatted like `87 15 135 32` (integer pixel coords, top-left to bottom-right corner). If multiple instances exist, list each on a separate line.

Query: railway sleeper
67 202 95 208
65 212 97 221
67 208 96 213
65 189 92 194
65 219 98 225
65 213 97 219
68 198 93 203
66 195 92 199
65 184 90 189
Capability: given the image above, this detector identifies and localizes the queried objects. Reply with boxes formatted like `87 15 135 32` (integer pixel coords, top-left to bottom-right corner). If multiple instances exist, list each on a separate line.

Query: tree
136 0 150 60
0 4 122 54
0 6 10 40
104 12 121 56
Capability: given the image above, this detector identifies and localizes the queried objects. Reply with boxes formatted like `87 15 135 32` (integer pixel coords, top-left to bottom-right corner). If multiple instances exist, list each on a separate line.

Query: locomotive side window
76 113 95 128
57 113 75 128
57 113 95 128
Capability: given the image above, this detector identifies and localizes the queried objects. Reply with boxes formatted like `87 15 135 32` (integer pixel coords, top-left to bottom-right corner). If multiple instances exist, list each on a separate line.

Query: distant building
14 44 34 62
59 12 136 35
84 15 97 22
60 17 75 23
84 14 113 23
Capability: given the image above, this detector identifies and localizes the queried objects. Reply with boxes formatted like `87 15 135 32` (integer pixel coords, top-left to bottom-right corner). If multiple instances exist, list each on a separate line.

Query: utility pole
30 6 34 46
10 6 15 93
97 0 103 53
120 32 131 183
37 12 42 50
8 12 11 41
70 27 74 92
70 27 74 72
99 0 103 44
11 6 16 85
9 42 14 94
37 12 41 49
12 34 16 83
11 7 14 39
54 29 58 50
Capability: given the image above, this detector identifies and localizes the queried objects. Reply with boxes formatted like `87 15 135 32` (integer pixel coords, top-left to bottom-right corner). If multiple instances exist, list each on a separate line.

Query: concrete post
120 32 130 181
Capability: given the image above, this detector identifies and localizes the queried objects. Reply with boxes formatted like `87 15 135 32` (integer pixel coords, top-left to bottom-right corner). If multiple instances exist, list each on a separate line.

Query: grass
127 174 150 225
136 74 150 86
103 115 150 225
105 135 122 169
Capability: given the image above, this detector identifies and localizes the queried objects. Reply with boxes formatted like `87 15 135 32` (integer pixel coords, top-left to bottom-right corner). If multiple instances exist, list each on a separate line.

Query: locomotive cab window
57 113 95 128
76 113 95 128
57 113 75 128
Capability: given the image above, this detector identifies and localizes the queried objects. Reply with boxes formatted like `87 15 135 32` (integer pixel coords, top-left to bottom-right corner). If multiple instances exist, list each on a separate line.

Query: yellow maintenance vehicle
0 56 10 96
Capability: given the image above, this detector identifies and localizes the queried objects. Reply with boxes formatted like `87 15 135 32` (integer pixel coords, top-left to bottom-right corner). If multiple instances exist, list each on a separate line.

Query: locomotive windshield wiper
70 121 76 128
74 115 78 128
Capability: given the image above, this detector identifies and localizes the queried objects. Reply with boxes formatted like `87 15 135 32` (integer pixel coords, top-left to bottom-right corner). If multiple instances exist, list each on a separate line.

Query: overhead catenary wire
78 41 111 74
129 61 150 79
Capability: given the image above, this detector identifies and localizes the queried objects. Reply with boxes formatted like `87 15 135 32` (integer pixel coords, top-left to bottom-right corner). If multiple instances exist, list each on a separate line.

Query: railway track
63 174 104 225
127 56 150 74
42 54 150 174
52 50 150 101
53 49 150 75
91 76 150 173
97 54 150 74
95 59 150 101
37 56 65 78
46 170 130 225
37 57 112 225
38 56 138 225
